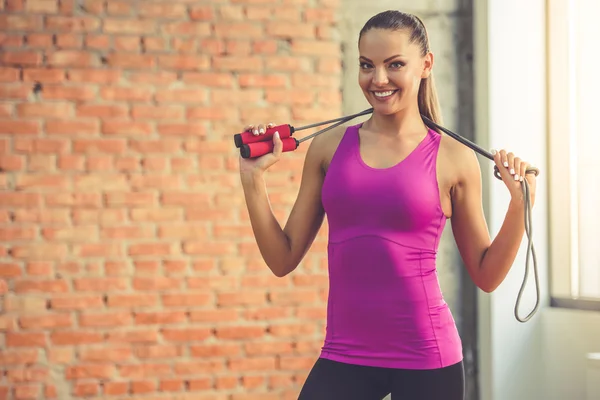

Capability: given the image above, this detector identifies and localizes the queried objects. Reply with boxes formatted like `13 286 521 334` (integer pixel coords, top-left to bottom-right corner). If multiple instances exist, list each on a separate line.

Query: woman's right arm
240 129 327 277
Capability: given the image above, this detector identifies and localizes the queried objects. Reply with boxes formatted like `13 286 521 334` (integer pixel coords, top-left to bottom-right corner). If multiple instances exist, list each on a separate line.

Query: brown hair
358 11 443 129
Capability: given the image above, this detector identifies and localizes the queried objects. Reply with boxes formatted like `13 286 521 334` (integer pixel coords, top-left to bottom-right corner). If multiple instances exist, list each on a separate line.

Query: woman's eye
389 62 403 69
359 63 372 69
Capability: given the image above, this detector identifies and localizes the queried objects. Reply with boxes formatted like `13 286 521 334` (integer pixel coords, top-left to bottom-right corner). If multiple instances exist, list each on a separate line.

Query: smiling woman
238 9 538 400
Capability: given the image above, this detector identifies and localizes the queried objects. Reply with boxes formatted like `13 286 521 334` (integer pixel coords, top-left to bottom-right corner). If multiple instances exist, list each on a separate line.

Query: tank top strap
329 123 362 163
412 128 441 174
340 123 362 154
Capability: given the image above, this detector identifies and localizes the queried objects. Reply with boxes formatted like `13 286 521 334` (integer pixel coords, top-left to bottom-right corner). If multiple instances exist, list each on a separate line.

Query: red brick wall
0 0 341 399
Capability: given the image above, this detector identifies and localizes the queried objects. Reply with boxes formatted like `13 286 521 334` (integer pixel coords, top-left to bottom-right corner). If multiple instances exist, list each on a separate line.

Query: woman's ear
421 52 434 79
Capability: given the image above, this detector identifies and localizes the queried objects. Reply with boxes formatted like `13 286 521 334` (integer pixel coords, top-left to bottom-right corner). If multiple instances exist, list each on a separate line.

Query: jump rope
234 109 541 323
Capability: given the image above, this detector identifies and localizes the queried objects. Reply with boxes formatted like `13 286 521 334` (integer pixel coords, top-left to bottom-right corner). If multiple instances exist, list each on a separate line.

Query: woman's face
358 28 432 115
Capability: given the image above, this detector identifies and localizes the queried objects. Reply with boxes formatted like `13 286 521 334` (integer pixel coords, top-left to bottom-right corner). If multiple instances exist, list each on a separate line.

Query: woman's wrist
241 170 265 189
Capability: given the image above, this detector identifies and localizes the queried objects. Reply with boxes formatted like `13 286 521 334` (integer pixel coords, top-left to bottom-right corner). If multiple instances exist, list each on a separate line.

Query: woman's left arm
450 147 537 293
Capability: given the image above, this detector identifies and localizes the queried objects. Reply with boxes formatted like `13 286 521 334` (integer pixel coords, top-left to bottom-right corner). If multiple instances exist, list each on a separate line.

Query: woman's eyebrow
359 55 404 63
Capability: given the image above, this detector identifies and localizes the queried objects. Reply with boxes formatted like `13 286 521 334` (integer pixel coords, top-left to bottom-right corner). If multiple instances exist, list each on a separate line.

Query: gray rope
514 175 540 322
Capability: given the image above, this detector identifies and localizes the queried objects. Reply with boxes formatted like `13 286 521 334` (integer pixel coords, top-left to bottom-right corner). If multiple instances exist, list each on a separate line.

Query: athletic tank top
319 123 463 370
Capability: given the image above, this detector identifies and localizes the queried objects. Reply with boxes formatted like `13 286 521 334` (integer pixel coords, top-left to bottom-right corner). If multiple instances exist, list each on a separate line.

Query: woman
239 10 537 400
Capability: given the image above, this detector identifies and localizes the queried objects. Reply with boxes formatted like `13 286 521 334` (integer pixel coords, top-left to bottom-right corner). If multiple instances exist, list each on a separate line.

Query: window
548 0 600 307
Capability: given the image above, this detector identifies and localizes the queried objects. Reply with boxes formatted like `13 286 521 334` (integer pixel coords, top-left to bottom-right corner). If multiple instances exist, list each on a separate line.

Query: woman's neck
364 106 427 138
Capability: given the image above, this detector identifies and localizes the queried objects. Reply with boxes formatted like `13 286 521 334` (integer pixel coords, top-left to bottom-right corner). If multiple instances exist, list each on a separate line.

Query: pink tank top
319 123 463 370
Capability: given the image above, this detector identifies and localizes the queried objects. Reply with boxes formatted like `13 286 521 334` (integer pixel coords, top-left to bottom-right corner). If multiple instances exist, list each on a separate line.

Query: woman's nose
372 68 389 85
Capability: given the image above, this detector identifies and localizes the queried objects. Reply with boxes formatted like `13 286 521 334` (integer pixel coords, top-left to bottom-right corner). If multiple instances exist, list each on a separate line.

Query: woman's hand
238 122 284 178
491 149 537 206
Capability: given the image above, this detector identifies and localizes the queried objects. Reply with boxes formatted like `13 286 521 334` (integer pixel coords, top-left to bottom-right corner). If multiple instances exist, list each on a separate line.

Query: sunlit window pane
574 0 600 298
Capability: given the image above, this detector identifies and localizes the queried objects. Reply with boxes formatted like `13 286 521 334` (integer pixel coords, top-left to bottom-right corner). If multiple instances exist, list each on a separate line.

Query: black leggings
298 358 464 400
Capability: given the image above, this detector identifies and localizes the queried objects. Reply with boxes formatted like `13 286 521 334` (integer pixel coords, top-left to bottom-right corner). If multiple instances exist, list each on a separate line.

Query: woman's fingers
244 122 277 136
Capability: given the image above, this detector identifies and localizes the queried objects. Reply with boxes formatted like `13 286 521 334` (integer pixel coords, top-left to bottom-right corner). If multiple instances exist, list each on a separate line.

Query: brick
156 123 206 137
45 193 101 207
161 21 210 36
0 155 25 171
0 350 39 365
106 330 159 344
190 5 214 20
11 245 68 261
132 105 184 120
0 67 20 82
215 326 266 340
161 293 211 307
19 314 72 330
104 382 128 396
56 34 83 48
131 380 155 394
47 51 97 67
213 56 264 72
45 16 100 32
46 119 99 136
214 23 264 38
161 328 212 342
73 139 127 153
76 104 129 118
68 69 121 84
103 19 156 35
291 40 340 55
17 103 73 118
118 363 171 378
106 294 157 308
106 54 155 69
102 121 153 136
0 263 23 277
158 55 210 71
50 332 104 346
0 121 40 135
0 104 13 117
79 312 132 327
266 23 315 39
143 37 168 52
182 72 234 87
0 33 23 47
5 332 47 348
100 86 153 102
0 315 17 330
14 385 41 400
85 34 110 49
25 33 53 48
0 15 42 31
79 346 132 362
73 382 100 397
114 36 140 51
105 192 156 207
73 277 127 291
15 174 70 190
65 364 114 379
41 85 97 101
139 3 187 18
1 51 42 66
134 311 186 325
238 74 288 88
0 84 29 100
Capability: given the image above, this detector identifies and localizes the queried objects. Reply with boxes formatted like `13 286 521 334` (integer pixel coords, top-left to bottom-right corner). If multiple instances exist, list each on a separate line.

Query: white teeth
374 90 395 97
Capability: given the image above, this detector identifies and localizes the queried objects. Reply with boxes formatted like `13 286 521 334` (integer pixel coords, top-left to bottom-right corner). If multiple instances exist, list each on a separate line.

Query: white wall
542 308 600 400
475 0 549 399
476 1 600 400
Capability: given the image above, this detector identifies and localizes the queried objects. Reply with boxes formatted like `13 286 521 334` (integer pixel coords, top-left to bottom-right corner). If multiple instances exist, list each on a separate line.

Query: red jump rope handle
233 125 294 148
240 137 299 158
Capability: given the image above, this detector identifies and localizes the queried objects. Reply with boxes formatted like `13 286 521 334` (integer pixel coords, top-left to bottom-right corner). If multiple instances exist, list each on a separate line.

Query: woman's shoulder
307 122 356 172
437 131 481 181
